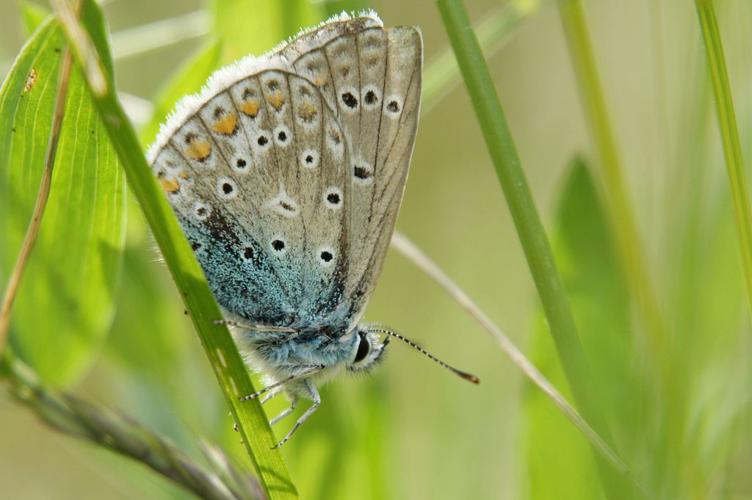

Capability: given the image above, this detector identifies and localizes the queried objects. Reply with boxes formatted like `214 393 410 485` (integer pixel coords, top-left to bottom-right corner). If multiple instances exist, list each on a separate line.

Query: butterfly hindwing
151 69 352 328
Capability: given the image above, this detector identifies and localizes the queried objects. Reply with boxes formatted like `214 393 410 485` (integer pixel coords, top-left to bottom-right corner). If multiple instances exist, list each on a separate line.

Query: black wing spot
354 165 371 180
236 158 247 168
257 135 268 146
341 92 358 109
222 182 234 194
364 90 378 105
320 251 333 262
387 100 400 113
272 239 285 252
277 130 287 142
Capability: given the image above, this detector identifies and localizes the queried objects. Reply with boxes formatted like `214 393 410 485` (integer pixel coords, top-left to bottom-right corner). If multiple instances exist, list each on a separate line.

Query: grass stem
694 0 752 314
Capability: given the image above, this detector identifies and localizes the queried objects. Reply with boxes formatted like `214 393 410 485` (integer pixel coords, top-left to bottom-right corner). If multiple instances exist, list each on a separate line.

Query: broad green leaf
211 0 322 63
139 40 222 147
0 3 125 385
523 158 640 498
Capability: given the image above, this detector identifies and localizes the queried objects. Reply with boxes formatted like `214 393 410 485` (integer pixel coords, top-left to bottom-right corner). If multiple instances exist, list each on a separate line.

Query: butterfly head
347 326 390 373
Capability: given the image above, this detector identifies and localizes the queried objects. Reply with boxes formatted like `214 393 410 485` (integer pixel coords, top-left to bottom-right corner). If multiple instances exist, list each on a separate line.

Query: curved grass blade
51 0 297 497
0 7 125 385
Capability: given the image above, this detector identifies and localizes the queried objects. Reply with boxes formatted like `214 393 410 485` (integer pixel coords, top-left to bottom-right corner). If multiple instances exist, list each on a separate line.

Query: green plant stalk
694 0 752 313
51 1 297 498
1 354 260 500
558 0 671 374
435 0 639 497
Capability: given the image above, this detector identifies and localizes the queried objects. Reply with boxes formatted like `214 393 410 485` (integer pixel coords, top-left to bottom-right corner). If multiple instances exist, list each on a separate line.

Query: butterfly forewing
291 22 422 324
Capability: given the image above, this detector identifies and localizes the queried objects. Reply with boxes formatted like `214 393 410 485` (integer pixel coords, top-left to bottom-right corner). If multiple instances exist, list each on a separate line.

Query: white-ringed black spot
194 202 210 221
243 246 254 259
365 90 377 105
327 192 340 204
300 149 319 169
387 100 400 113
341 91 358 108
272 239 285 251
320 250 333 263
257 135 268 146
354 165 371 180
213 106 224 119
216 177 238 199
323 186 343 210
236 158 247 168
273 125 291 148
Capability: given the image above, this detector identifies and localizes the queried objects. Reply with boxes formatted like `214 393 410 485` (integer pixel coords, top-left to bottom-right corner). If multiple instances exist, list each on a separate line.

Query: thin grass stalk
434 1 639 497
557 0 671 377
1 355 261 500
694 0 752 313
50 1 296 497
391 232 633 478
0 46 73 354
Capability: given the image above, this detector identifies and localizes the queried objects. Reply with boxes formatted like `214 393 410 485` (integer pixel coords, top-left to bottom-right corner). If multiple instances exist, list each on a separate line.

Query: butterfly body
149 11 421 446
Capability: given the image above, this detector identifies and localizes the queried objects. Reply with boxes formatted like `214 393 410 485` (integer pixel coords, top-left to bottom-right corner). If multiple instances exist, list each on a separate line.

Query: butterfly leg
269 395 298 425
272 380 320 449
260 388 281 405
240 364 323 401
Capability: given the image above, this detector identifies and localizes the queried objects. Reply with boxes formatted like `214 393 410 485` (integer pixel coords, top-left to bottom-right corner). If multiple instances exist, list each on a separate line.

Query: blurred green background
0 0 750 498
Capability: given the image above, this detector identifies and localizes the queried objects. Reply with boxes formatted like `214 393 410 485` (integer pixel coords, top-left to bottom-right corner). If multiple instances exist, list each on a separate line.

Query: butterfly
148 11 477 448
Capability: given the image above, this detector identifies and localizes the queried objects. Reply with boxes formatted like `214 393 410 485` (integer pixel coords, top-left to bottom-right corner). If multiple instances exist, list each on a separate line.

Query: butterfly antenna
370 328 480 384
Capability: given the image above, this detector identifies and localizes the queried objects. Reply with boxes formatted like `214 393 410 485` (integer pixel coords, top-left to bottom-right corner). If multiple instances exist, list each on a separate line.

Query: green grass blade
694 0 752 314
0 10 125 385
51 1 297 497
435 0 640 496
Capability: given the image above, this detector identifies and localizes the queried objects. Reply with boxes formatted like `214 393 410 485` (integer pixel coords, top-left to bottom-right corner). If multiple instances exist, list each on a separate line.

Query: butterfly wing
148 13 421 332
287 20 423 326
149 65 353 328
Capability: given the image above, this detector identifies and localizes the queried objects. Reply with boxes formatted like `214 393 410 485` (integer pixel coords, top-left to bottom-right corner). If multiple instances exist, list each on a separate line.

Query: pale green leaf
0 5 125 385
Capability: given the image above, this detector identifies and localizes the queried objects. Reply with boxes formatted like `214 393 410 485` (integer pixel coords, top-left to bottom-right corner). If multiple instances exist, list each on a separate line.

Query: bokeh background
1 0 750 498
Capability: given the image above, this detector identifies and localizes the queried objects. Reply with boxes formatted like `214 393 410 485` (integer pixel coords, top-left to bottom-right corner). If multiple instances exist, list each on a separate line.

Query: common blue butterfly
148 11 477 448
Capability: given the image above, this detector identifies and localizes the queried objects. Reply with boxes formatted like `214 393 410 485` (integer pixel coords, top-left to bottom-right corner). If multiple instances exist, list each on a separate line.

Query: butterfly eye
354 331 370 363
